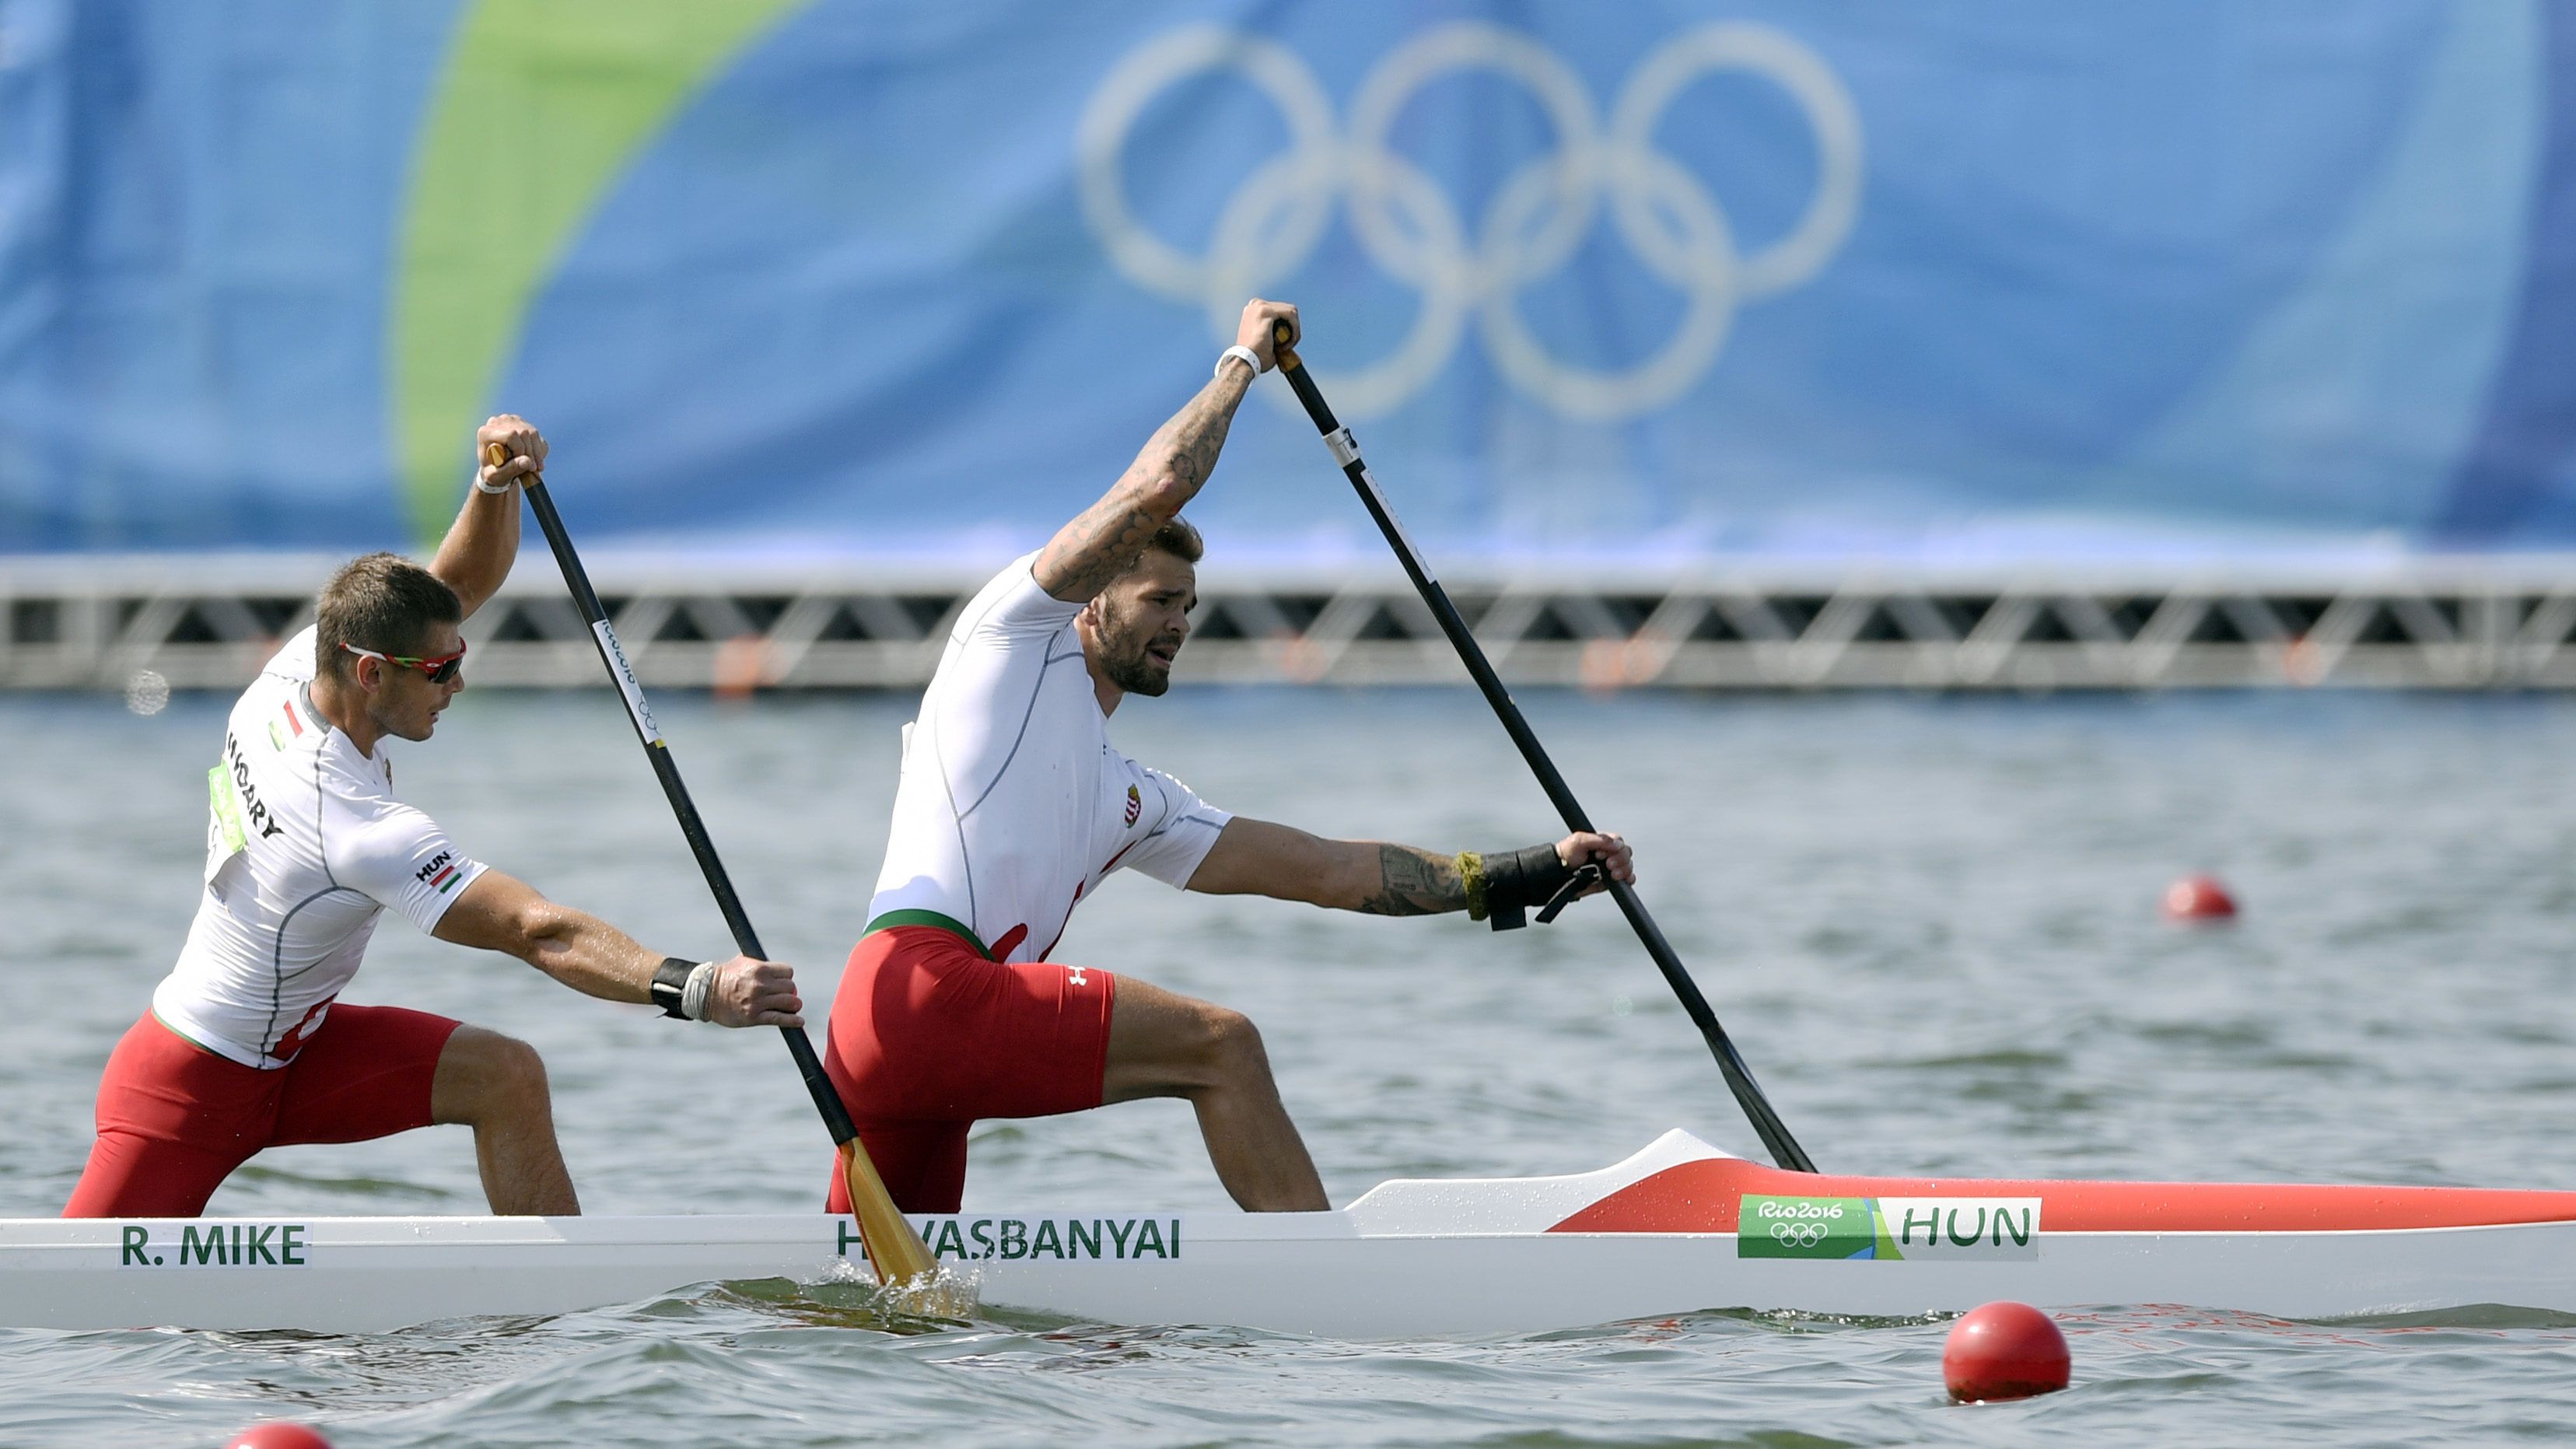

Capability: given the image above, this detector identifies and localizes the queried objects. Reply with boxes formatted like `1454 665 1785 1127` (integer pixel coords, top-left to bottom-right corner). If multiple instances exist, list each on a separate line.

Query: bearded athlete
827 299 1636 1215
64 416 804 1220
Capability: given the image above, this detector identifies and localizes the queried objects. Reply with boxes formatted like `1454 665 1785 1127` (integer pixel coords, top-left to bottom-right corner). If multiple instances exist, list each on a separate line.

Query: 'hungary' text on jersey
151 626 488 1068
868 555 1231 962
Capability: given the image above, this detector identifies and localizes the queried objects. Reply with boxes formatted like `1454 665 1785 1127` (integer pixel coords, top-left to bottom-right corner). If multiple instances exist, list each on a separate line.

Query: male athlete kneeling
828 299 1633 1214
65 416 801 1219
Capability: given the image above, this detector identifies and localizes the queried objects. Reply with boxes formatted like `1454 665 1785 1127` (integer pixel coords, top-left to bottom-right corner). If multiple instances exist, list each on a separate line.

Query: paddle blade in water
840 1140 941 1286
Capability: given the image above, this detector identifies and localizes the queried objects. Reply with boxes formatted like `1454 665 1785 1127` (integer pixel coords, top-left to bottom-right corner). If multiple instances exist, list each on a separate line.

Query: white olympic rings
1077 22 1864 420
1770 1221 1832 1248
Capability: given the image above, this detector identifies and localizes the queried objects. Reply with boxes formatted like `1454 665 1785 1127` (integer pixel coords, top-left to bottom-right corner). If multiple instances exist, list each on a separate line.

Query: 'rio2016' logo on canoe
1737 1196 2041 1262
838 1216 1182 1265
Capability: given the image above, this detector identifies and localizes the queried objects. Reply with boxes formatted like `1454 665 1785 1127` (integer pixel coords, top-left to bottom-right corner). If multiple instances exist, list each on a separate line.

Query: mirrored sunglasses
340 639 467 684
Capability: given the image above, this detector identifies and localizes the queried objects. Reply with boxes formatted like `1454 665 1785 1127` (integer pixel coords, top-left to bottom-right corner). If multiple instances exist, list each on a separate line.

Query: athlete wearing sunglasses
65 415 805 1222
339 639 467 685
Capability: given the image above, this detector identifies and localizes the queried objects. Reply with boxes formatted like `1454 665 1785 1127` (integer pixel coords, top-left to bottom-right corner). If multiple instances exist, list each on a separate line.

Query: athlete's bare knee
1176 1006 1279 1101
487 1035 548 1102
432 1028 551 1126
1105 984 1274 1102
1202 1007 1270 1081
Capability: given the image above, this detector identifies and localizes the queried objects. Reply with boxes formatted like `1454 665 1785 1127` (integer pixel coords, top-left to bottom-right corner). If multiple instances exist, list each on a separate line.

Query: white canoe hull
9 1131 2574 1336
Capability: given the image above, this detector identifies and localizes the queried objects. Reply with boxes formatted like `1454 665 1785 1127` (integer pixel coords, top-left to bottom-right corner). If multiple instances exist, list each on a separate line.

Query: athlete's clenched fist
702 957 803 1028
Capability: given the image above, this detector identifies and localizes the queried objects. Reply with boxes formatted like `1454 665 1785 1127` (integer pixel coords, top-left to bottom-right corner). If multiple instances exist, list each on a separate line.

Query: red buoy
1943 1300 2070 1402
2161 873 2238 922
224 1425 333 1449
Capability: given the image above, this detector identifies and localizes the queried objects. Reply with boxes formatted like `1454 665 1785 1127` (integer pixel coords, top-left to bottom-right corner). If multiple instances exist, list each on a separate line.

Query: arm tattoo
1038 369 1248 601
1155 369 1242 499
1041 501 1169 605
1356 844 1466 916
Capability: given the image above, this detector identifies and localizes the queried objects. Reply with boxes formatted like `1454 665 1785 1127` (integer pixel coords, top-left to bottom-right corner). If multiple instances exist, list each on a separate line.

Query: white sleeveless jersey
867 555 1231 962
149 625 488 1069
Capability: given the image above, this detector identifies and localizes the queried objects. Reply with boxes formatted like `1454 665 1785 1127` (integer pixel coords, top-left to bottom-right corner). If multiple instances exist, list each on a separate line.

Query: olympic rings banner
5 1 2574 562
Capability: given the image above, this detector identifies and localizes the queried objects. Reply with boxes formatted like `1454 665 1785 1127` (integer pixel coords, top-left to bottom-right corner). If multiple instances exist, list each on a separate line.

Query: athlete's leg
823 1121 971 1216
824 926 1083 1213
823 933 970 1213
268 1004 570 1214
1101 976 1325 1212
63 1132 247 1217
427 1026 577 1215
62 1013 274 1218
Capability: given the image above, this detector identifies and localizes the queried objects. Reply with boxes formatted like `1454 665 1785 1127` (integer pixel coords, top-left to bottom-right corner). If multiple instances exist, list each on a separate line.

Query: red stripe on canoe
1549 1158 2576 1234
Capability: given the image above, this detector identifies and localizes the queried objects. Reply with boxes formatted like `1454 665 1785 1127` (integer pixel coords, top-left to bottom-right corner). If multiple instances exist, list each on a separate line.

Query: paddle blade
839 1139 940 1286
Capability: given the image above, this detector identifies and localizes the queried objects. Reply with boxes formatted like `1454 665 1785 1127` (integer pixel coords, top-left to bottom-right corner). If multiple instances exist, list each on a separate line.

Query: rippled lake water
8 684 2576 1445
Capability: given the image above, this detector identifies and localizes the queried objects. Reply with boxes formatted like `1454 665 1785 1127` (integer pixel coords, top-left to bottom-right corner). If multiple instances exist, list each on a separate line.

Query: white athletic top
150 625 488 1069
867 554 1231 962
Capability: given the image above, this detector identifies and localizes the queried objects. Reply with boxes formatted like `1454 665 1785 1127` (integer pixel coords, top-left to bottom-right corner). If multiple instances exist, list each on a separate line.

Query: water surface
8 686 2574 1444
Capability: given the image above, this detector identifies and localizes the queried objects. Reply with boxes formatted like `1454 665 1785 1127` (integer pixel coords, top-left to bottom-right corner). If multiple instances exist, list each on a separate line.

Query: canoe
9 1130 2574 1336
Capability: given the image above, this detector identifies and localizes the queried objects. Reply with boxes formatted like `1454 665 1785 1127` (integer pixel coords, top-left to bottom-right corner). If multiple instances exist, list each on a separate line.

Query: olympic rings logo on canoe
1769 1221 1832 1248
1077 22 1865 419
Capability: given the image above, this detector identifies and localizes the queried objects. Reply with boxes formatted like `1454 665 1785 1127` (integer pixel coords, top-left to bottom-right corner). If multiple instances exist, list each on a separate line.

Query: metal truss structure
12 555 2576 693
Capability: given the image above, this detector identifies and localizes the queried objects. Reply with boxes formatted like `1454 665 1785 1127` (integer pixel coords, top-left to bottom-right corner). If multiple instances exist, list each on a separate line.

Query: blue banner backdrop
2 1 2572 562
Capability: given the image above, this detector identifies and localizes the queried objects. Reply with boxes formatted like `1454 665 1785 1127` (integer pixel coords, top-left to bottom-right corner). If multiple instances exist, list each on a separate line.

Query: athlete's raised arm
432 870 803 1027
1033 298 1299 604
426 414 546 621
1185 817 1634 922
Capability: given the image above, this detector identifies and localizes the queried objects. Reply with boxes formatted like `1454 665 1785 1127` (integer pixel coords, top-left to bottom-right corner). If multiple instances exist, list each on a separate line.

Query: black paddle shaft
1267 341 1818 1174
519 477 863 1151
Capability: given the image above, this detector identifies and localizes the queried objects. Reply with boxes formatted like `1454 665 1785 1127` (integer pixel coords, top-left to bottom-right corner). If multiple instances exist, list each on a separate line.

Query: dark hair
315 552 461 681
1147 514 1203 565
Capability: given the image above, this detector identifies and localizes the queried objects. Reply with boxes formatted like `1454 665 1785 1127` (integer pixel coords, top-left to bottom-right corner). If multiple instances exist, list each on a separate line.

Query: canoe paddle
483 442 947 1289
1263 324 1818 1174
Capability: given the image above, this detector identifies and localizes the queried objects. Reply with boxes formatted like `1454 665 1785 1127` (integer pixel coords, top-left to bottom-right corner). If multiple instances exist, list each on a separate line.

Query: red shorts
823 924 1116 1213
62 1005 461 1218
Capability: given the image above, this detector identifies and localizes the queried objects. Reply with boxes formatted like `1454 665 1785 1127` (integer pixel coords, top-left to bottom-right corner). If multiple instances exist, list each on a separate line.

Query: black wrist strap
1483 842 1579 931
1535 864 1605 924
649 957 698 1020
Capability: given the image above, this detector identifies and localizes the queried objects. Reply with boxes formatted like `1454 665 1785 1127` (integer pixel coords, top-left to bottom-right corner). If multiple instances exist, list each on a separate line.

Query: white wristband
473 473 513 495
680 961 719 1021
1216 345 1261 380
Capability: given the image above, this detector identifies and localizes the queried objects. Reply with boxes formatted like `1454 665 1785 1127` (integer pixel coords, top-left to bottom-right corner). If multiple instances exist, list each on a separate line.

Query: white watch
1216 344 1261 379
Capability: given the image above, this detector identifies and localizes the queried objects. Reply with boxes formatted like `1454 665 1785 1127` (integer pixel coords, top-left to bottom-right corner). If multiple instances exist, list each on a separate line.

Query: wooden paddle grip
481 439 537 481
1272 317 1300 371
